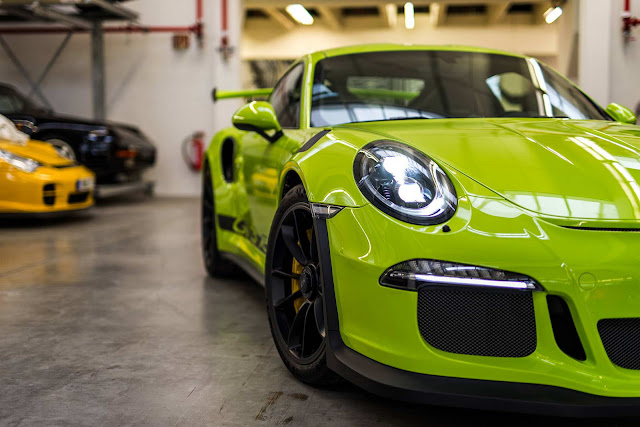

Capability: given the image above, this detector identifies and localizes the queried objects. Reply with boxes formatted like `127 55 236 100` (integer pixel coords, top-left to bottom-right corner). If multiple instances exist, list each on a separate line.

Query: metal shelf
0 0 138 25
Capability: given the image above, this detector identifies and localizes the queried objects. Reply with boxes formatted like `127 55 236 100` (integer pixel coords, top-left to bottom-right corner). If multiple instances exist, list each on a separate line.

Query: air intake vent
598 318 640 370
417 286 536 357
547 295 586 361
43 183 56 206
68 192 90 204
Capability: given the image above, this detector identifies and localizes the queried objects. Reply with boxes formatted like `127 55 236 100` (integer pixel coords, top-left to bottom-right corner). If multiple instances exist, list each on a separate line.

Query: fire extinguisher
182 131 205 171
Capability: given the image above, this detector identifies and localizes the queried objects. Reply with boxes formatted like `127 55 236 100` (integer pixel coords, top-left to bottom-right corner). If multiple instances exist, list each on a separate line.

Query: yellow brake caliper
290 229 312 313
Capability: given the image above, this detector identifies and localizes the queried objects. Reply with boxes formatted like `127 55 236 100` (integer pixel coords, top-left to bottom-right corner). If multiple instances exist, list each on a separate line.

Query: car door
240 62 316 253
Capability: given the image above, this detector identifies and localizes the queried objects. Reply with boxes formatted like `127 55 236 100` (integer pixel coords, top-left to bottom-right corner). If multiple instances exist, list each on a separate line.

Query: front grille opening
547 295 586 361
598 318 640 370
68 192 90 204
43 183 56 206
417 286 536 357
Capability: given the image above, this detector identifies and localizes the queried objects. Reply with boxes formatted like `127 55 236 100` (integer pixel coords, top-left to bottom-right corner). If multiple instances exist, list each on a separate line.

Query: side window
270 64 304 129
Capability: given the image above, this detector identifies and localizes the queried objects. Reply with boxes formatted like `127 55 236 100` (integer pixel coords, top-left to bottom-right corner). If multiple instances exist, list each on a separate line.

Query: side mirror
232 101 283 143
606 103 637 125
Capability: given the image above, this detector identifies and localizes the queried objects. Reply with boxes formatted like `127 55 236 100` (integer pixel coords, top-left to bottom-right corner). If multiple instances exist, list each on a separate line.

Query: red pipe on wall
623 0 640 40
197 0 203 23
220 0 230 59
0 24 199 35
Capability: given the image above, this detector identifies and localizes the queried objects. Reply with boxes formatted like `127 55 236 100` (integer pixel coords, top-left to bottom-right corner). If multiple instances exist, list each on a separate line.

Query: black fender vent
598 318 640 370
547 295 586 361
417 286 536 358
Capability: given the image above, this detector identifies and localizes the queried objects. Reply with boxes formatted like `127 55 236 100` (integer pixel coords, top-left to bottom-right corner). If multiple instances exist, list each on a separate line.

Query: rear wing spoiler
212 88 273 103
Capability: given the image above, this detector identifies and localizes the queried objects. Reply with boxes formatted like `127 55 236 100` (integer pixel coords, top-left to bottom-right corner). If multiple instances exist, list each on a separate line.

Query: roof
316 44 530 60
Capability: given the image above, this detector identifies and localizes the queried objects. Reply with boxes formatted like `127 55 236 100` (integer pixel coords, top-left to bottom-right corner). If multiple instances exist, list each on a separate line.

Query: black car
0 83 156 197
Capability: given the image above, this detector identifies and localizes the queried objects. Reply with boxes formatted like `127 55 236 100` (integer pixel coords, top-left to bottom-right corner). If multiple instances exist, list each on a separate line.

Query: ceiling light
385 3 398 27
286 4 314 25
404 2 415 29
544 6 563 24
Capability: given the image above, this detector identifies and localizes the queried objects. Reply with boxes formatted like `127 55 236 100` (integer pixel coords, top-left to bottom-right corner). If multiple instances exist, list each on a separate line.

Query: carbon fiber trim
418 286 536 357
598 318 640 370
297 129 331 153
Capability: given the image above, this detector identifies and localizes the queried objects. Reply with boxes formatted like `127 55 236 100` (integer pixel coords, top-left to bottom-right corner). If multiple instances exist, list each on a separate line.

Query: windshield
0 86 46 115
310 51 610 127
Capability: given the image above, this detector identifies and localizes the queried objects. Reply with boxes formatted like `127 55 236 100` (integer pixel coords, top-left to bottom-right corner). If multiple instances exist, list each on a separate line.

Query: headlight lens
0 149 40 173
354 141 457 225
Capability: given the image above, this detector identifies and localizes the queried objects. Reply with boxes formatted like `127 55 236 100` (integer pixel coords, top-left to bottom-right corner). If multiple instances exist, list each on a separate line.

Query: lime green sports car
203 44 640 416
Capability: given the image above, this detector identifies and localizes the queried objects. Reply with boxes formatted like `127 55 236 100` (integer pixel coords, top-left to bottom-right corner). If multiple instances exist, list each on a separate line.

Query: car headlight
354 140 457 225
0 149 40 173
380 259 542 291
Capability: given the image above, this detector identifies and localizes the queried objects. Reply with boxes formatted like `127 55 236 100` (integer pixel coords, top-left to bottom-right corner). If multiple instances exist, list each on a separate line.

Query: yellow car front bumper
0 164 95 214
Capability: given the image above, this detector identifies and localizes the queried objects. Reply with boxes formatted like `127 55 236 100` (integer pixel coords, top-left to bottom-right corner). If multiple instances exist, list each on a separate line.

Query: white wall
578 0 640 113
0 0 243 196
577 0 613 105
609 0 640 113
557 0 580 80
242 15 560 61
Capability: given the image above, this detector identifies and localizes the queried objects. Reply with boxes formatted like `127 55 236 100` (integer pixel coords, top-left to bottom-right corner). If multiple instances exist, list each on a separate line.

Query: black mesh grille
417 286 536 357
598 318 640 370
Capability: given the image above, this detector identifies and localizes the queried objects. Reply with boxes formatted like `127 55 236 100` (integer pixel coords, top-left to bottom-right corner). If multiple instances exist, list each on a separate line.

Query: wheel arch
279 134 369 207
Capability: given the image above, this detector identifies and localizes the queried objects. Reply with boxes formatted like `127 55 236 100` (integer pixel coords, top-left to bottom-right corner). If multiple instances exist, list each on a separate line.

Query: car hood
340 119 640 223
0 139 74 167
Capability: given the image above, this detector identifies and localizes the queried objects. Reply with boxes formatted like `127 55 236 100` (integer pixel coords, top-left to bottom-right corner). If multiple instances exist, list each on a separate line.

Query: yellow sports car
0 116 95 215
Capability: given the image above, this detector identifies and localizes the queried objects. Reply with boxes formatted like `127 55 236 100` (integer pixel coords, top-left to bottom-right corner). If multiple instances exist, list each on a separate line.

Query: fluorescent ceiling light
404 2 415 29
286 4 314 25
385 3 398 27
544 6 563 24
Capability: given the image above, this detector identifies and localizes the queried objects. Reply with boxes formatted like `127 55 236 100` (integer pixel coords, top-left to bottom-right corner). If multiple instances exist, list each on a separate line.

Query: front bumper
318 195 640 415
88 130 156 185
0 165 94 214
95 180 154 199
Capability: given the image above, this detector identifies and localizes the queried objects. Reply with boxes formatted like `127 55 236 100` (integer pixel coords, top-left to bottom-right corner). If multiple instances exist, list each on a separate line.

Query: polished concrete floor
0 196 637 426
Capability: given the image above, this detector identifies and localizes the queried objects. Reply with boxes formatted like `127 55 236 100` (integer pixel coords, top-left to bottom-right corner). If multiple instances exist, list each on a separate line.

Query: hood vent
562 226 640 232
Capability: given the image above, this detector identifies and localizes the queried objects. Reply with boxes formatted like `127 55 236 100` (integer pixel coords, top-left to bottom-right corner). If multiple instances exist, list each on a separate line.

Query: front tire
265 185 341 385
201 161 236 278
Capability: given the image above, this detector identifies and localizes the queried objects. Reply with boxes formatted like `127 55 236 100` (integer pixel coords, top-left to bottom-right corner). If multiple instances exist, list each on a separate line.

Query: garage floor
0 197 634 426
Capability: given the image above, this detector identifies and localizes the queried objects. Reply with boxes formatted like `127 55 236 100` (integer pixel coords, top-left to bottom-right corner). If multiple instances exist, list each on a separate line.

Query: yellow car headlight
0 149 40 173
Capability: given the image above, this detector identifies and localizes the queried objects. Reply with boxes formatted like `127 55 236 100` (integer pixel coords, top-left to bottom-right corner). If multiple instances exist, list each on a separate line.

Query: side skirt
220 251 265 287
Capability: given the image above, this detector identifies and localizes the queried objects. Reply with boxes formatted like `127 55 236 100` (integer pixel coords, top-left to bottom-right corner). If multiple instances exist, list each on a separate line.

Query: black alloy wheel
266 185 340 385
